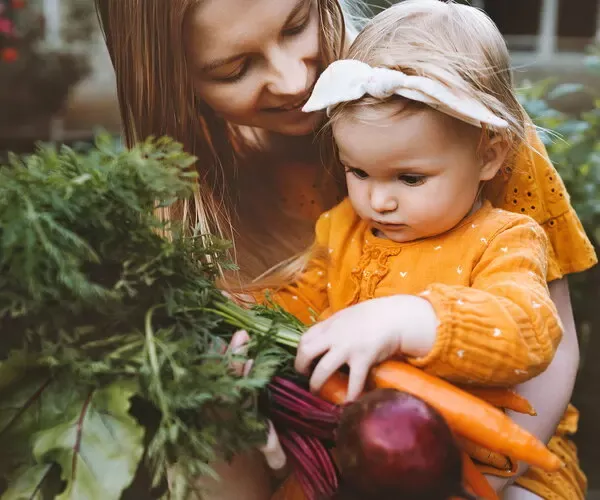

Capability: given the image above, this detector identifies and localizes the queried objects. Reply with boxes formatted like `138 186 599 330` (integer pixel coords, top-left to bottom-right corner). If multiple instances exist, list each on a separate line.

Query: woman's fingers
228 336 285 472
259 420 287 471
242 359 254 377
228 330 250 376
229 329 250 349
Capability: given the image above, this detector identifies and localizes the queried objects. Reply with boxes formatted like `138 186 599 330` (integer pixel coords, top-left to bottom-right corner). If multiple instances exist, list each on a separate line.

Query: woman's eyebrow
284 0 311 25
199 0 309 73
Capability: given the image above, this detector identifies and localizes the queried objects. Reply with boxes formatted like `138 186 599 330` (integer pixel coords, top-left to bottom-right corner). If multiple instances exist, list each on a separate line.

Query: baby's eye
346 167 369 180
399 174 426 186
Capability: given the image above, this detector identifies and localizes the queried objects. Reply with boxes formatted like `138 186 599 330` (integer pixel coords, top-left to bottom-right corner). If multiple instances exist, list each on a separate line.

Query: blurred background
1 0 599 493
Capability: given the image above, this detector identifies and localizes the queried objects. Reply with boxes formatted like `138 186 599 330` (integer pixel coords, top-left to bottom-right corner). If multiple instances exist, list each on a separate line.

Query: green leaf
2 464 57 500
32 381 144 500
0 374 58 468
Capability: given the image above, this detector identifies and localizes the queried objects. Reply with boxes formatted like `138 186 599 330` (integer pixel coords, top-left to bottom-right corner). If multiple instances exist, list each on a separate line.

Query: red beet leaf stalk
262 377 341 500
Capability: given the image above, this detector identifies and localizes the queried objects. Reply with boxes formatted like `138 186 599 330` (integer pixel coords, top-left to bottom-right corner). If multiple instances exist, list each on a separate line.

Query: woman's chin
269 110 325 136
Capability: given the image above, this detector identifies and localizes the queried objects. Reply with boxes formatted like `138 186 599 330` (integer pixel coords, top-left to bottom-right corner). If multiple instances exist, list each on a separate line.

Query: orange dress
270 126 594 500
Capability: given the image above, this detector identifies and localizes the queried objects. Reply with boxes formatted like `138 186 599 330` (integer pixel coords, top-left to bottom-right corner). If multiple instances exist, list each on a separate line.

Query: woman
96 1 595 498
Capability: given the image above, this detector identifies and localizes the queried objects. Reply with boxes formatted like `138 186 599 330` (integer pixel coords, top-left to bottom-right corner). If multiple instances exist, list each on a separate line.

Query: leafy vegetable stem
0 376 53 438
144 305 170 418
73 390 94 476
210 301 303 348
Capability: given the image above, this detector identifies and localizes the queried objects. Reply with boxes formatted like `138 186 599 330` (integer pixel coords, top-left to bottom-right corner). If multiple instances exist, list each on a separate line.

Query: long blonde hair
94 0 366 282
329 0 528 153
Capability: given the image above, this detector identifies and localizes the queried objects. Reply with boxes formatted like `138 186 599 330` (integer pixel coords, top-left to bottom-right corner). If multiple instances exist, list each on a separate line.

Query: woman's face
185 0 324 136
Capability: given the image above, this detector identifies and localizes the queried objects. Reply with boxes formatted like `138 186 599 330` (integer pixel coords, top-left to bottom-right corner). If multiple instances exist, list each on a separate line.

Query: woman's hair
94 0 366 282
329 0 528 157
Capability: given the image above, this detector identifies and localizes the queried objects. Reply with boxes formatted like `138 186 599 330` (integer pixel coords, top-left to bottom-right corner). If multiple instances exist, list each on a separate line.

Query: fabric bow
303 59 509 129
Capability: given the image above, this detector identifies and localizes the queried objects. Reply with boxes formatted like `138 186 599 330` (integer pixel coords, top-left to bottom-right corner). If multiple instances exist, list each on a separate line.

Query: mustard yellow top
268 199 563 387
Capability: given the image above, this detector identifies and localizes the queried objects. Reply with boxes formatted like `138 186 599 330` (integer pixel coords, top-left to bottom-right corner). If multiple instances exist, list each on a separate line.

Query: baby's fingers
295 335 330 375
309 350 347 394
345 359 369 403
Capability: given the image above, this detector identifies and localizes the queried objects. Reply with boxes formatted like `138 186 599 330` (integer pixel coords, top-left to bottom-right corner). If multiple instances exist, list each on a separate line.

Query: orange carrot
456 436 515 472
463 387 537 416
369 360 563 472
317 371 352 405
270 475 306 500
461 452 500 500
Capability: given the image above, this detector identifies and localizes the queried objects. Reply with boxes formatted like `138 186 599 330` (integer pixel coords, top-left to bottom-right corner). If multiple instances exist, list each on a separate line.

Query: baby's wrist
392 295 438 358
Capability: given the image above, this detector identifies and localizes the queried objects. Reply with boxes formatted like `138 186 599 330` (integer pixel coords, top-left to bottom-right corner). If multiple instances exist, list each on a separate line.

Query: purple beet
335 389 468 500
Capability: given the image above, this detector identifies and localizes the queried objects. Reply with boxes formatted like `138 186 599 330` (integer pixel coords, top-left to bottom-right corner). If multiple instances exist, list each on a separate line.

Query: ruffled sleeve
484 123 597 281
409 217 563 386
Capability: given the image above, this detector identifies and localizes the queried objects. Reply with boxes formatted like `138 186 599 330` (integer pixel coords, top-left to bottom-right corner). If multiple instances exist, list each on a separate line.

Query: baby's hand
295 295 438 402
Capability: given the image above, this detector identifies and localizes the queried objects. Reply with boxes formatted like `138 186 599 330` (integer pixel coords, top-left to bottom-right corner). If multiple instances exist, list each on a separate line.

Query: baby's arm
410 218 563 386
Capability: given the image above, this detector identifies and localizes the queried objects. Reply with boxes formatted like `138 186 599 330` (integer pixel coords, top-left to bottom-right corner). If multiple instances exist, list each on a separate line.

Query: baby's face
333 106 492 243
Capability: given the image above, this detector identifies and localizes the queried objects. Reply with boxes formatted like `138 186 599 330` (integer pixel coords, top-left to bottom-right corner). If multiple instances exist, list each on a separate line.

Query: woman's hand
226 330 288 473
295 295 438 402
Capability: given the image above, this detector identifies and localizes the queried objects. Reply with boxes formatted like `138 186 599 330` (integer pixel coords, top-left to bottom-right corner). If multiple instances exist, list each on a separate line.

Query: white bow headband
302 59 508 129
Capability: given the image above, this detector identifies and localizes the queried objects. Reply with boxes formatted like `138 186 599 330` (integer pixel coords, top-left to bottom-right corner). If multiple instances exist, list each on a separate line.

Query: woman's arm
487 277 579 491
512 278 579 445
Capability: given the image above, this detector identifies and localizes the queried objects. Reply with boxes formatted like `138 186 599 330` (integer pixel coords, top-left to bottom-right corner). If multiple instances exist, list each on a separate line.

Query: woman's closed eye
212 59 251 83
399 174 426 186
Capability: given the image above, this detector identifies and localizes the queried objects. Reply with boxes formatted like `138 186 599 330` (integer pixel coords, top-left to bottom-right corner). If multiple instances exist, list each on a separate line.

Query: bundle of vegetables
0 135 562 500
0 135 290 500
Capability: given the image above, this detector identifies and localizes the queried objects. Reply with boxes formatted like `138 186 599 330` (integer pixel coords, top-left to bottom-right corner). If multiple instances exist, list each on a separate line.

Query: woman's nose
266 47 309 96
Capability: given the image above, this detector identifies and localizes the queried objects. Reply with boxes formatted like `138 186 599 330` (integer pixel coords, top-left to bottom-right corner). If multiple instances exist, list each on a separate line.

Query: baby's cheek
346 181 369 213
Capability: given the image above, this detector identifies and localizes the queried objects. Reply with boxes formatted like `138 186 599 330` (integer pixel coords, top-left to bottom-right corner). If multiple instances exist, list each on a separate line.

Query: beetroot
335 389 469 500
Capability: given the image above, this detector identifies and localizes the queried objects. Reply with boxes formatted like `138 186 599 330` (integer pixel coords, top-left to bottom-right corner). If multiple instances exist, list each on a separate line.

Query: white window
481 0 599 62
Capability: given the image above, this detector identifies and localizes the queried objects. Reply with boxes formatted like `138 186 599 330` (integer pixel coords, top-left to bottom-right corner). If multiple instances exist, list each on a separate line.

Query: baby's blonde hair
329 0 527 156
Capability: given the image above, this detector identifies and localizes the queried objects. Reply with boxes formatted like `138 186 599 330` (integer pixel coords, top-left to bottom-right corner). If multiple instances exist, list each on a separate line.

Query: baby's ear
479 135 510 182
